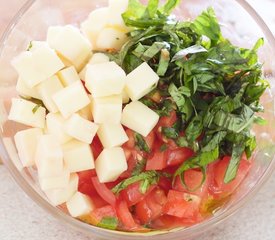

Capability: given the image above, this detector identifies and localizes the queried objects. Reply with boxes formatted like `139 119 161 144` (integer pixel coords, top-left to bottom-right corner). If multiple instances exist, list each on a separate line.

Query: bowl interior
0 0 275 239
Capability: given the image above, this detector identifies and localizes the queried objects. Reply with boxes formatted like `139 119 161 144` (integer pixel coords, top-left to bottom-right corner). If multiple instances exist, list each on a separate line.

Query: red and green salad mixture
76 0 268 232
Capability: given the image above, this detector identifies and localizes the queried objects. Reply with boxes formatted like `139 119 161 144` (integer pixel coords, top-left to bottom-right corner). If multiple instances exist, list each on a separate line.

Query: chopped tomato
92 177 117 207
158 110 177 128
90 205 117 225
143 130 156 150
91 136 103 159
163 190 201 219
120 181 156 206
167 147 194 167
116 199 138 231
119 153 139 179
211 156 251 198
173 169 209 199
77 170 96 186
135 188 167 224
124 129 135 149
146 142 167 170
158 176 172 194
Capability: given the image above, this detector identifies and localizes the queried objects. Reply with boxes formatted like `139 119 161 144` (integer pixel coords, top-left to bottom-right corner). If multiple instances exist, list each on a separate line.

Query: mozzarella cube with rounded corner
46 112 72 144
53 81 90 118
66 192 95 217
35 135 64 178
37 75 64 113
96 27 128 51
14 128 43 167
85 61 126 97
45 173 78 206
16 78 41 100
47 25 92 71
91 95 122 124
79 53 109 81
12 46 64 88
125 62 159 101
8 98 46 128
81 7 109 47
57 66 80 87
108 0 129 26
97 123 128 148
63 140 95 172
39 168 70 191
95 147 127 183
64 113 98 144
121 101 159 137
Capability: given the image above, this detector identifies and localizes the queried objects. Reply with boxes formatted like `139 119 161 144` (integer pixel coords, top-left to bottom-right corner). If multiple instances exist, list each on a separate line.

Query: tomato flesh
116 200 138 231
167 148 194 167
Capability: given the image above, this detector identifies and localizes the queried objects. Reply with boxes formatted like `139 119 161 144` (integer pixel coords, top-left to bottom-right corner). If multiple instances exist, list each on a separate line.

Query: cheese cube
97 123 128 148
12 46 64 88
16 78 41 100
35 135 64 178
39 168 70 191
53 81 90 118
37 75 64 113
63 140 95 172
47 25 92 71
121 89 130 104
57 66 80 87
91 95 122 124
79 53 109 81
45 173 78 206
95 147 127 183
96 27 128 51
64 114 98 144
108 0 129 27
81 8 109 47
66 192 95 217
8 98 46 128
125 62 159 101
121 101 159 137
85 61 126 97
77 100 93 121
46 113 72 144
14 128 43 167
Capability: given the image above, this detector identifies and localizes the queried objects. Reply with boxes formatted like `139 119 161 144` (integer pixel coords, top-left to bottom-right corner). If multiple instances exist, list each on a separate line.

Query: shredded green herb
134 133 150 153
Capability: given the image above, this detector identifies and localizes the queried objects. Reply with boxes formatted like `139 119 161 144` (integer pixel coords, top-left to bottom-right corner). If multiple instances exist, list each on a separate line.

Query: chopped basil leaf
32 104 42 114
162 126 178 139
160 144 168 152
134 133 150 153
97 217 118 230
132 158 146 176
27 41 33 51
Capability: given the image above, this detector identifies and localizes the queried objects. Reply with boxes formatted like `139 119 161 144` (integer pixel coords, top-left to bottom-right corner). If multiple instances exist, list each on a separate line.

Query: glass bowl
0 0 275 239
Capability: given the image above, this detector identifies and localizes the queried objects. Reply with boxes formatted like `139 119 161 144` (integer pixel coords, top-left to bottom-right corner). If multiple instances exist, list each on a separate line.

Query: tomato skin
120 182 156 206
211 156 251 198
167 148 194 167
116 199 138 230
91 136 103 159
163 190 201 219
92 177 117 207
146 142 167 171
77 170 96 186
135 188 167 224
90 205 117 224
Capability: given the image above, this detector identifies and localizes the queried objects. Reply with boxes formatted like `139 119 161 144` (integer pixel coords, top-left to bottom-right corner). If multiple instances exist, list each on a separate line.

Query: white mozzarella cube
45 173 78 206
27 41 48 52
108 0 129 26
39 168 70 191
79 53 109 81
66 192 95 217
91 95 122 124
63 140 95 172
47 25 92 71
53 81 90 118
37 75 64 113
14 128 43 167
77 100 93 121
81 8 109 47
35 135 64 178
95 147 127 183
46 113 72 144
57 66 80 86
121 101 159 137
125 62 159 101
96 27 128 51
121 89 130 104
8 98 46 128
85 61 126 97
64 113 98 144
97 123 128 148
16 78 41 100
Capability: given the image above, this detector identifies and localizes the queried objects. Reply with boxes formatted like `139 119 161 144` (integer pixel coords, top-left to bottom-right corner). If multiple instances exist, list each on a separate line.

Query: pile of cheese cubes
8 0 161 218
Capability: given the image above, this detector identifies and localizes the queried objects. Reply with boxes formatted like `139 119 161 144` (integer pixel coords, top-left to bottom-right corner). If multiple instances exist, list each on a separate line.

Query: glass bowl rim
1 0 275 238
